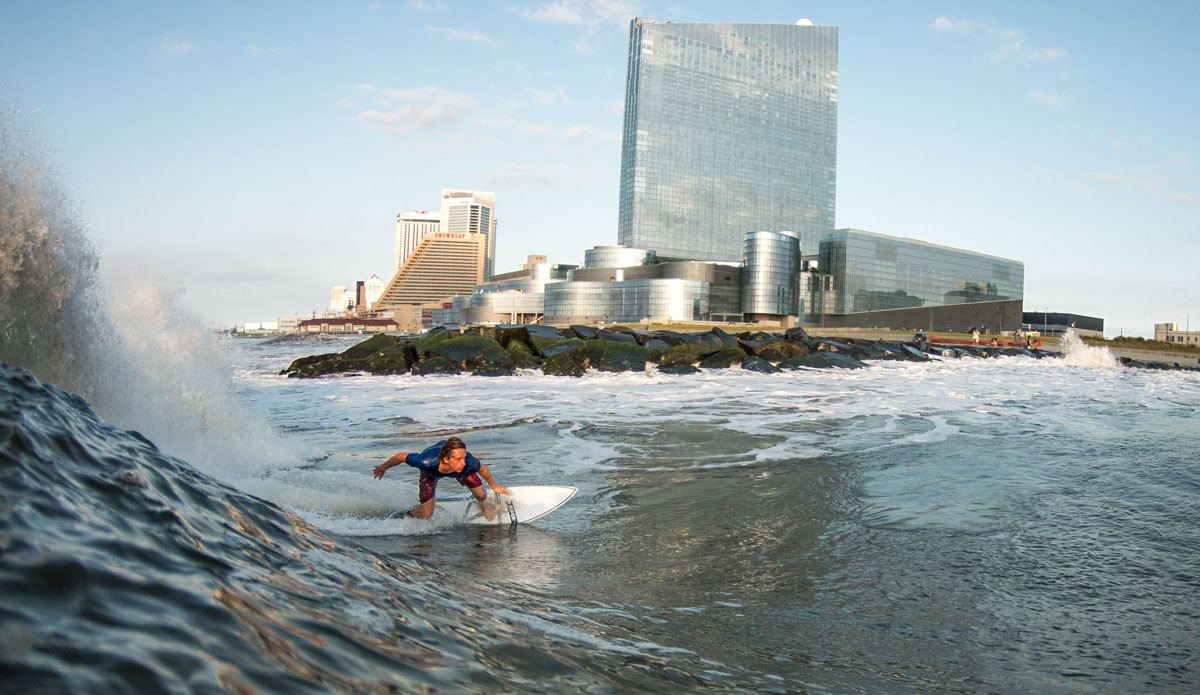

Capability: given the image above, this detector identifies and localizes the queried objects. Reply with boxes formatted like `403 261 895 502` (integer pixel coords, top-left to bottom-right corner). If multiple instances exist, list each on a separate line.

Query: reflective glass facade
742 230 800 316
545 278 730 324
820 229 1024 315
583 245 656 269
618 19 838 263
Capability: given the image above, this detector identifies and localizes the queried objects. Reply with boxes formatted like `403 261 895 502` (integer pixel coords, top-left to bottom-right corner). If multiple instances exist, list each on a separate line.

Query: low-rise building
296 317 400 334
1154 322 1200 345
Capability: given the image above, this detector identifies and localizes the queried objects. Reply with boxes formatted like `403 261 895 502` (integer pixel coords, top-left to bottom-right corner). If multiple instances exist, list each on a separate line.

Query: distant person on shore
972 328 980 345
373 437 510 520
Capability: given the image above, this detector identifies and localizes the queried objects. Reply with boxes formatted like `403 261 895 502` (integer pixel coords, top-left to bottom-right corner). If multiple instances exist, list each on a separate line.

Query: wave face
1 363 783 694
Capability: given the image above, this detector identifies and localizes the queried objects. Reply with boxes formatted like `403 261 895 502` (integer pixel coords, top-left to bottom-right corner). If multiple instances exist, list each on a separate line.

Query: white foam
1058 328 1120 369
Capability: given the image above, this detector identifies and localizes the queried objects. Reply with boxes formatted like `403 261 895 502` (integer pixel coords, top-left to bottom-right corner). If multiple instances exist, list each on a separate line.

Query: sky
2 1 1197 337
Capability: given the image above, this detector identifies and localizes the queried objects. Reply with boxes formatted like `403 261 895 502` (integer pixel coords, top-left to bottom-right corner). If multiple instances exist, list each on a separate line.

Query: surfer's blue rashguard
406 441 484 502
404 441 482 478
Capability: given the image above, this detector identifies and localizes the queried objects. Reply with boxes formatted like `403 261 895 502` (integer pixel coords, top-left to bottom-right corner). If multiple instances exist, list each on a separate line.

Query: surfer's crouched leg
461 473 496 520
412 473 439 518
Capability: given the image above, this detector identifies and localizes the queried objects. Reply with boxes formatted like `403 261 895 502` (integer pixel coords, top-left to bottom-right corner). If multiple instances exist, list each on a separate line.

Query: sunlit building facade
374 231 487 310
741 230 801 319
617 18 838 263
817 229 1024 316
441 190 496 280
395 210 440 274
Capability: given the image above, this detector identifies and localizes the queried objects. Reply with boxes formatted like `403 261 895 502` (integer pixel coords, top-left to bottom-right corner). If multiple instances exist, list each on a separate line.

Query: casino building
423 18 1026 333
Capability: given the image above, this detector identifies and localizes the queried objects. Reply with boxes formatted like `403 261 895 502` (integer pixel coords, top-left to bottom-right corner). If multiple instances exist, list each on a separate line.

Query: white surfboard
434 485 577 526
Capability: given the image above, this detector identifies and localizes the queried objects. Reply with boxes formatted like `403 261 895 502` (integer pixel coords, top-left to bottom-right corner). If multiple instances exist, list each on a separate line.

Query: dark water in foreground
2 363 784 694
4 336 1199 694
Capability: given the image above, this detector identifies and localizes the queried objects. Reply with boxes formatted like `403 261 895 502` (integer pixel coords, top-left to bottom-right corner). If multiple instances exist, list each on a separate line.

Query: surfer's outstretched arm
373 453 408 479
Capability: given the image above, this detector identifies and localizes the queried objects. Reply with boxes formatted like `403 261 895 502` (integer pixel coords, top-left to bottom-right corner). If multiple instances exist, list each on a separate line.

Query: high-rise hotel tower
617 19 838 262
440 189 496 281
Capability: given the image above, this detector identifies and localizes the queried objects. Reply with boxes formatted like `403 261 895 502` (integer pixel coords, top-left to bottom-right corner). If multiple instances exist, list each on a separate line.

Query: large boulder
537 337 589 362
698 346 747 369
423 335 505 364
410 356 462 376
895 344 931 362
569 324 600 340
378 341 419 366
741 356 781 374
784 326 815 348
357 353 415 375
495 325 536 352
592 340 648 372
598 329 638 344
740 338 809 362
709 326 740 347
466 344 515 376
281 352 339 377
656 364 700 375
339 333 399 359
682 332 726 349
659 343 722 367
542 351 587 377
647 331 691 347
505 341 541 369
412 327 453 356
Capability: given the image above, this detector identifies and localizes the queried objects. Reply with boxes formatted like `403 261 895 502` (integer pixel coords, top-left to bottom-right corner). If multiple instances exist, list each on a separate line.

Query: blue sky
2 1 1197 337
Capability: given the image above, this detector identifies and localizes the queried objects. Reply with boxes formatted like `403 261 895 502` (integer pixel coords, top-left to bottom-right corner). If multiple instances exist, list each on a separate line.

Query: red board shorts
419 472 483 503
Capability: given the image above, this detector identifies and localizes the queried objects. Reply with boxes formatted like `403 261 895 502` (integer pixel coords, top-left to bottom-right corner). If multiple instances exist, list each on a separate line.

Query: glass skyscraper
617 18 838 263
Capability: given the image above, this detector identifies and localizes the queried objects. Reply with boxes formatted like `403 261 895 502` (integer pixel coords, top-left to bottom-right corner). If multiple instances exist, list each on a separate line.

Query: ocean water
3 118 1199 693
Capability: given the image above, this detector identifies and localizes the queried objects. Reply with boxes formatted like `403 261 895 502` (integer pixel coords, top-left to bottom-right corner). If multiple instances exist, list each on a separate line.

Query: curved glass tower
618 19 838 263
741 230 801 317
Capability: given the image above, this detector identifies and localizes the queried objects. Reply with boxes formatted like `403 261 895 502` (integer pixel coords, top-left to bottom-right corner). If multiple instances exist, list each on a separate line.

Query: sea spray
1 107 310 487
1059 327 1120 368
1 107 104 398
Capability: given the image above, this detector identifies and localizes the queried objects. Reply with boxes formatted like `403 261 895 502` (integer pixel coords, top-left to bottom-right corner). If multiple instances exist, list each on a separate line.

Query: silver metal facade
544 278 714 324
618 19 838 263
583 245 656 269
820 229 1025 315
741 230 800 316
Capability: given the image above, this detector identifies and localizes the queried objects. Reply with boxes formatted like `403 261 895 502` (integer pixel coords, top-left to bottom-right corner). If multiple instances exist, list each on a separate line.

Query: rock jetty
280 324 1062 378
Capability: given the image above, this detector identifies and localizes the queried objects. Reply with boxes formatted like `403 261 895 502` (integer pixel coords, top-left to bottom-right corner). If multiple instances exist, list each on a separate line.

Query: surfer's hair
438 437 466 461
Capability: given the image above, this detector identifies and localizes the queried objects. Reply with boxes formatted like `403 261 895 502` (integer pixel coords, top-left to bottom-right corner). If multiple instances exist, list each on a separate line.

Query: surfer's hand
493 485 511 496
373 463 388 479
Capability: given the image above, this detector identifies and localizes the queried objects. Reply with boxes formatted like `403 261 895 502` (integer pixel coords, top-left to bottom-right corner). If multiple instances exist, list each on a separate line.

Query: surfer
373 437 511 520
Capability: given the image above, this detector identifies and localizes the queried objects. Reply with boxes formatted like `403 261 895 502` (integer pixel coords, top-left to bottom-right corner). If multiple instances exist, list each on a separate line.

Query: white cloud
1171 151 1192 167
475 115 554 136
247 45 284 58
367 1 384 11
590 0 639 25
156 37 198 62
562 123 621 144
482 163 565 186
425 26 497 44
355 85 478 132
1027 90 1067 108
1084 171 1197 205
512 1 584 24
934 17 1066 65
932 16 973 33
525 87 571 106
407 1 444 10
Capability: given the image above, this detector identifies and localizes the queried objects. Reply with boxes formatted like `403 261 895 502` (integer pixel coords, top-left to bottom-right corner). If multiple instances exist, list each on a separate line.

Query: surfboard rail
434 485 577 526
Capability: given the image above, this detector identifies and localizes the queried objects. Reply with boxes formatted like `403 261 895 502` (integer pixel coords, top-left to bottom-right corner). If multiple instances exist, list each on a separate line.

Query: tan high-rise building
440 190 496 280
394 210 441 274
374 231 487 311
